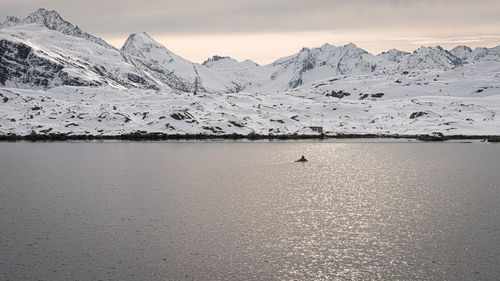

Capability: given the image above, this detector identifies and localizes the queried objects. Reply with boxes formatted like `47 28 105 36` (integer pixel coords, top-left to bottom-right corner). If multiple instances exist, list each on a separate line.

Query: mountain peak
452 45 473 52
1 16 20 27
377 49 410 62
203 55 259 69
2 8 114 49
202 55 233 65
242 59 259 66
121 31 167 55
130 31 154 40
339 42 368 56
414 45 445 53
25 8 70 31
450 45 473 61
321 43 332 49
121 31 182 67
344 42 357 48
123 32 164 47
28 8 62 19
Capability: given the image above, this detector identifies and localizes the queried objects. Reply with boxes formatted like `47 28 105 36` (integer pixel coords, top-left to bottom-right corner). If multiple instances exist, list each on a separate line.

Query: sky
1 0 500 64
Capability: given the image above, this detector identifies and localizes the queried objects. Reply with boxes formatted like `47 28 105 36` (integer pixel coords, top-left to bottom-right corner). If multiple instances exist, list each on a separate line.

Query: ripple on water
0 142 499 280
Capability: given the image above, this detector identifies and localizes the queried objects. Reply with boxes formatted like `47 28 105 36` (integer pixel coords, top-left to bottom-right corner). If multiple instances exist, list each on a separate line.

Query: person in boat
297 155 307 161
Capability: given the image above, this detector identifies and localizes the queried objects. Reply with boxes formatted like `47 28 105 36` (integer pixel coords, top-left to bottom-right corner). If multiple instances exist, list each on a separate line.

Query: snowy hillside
1 81 499 137
0 24 160 89
290 60 500 101
121 32 243 93
1 8 499 137
239 43 500 92
1 60 499 137
203 55 259 70
1 8 113 49
202 56 260 91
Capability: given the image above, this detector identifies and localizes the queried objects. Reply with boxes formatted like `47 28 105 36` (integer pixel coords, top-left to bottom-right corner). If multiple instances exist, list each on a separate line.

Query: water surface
0 141 499 280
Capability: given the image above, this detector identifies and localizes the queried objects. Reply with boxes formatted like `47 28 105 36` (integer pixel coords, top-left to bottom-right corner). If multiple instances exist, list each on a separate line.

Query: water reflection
0 142 499 280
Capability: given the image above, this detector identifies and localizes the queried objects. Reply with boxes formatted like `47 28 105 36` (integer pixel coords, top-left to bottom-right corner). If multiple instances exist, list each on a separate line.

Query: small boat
295 155 308 162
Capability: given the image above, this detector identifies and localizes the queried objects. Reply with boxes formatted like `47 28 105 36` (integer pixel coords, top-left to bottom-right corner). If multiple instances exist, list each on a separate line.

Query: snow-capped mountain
450 45 472 62
467 45 500 62
377 49 410 63
2 8 499 93
203 55 259 70
121 32 196 92
238 43 499 92
121 32 243 93
0 24 160 89
1 8 114 49
397 46 461 70
251 43 377 91
201 55 259 91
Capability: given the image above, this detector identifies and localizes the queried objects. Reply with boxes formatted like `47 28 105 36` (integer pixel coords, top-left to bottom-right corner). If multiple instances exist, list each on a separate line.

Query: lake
0 141 499 280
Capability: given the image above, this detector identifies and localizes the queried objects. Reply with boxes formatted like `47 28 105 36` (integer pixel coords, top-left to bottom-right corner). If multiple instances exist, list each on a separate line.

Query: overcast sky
2 0 500 64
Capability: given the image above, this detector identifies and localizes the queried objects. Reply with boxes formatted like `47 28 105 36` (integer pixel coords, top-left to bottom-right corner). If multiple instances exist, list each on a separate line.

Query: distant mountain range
1 8 499 93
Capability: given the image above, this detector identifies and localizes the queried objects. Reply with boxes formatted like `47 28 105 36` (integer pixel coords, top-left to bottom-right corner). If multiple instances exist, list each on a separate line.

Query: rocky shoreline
0 132 499 142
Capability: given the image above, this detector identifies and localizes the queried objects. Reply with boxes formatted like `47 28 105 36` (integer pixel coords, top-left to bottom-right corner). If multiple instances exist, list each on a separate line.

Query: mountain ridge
1 8 499 93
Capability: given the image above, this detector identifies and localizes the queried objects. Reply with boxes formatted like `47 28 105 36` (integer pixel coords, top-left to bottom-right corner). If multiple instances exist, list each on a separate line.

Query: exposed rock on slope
0 24 159 89
0 39 94 87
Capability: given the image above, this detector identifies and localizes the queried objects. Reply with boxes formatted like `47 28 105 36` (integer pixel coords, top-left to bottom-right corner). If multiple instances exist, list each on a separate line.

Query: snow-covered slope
2 8 114 49
237 43 378 92
450 46 472 62
0 24 160 89
467 45 500 63
1 79 498 136
121 32 245 93
397 46 461 70
289 60 500 100
203 55 259 70
1 55 499 137
201 55 260 91
235 43 499 92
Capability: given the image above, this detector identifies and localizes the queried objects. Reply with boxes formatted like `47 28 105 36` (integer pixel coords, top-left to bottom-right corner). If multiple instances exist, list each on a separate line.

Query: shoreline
0 132 499 142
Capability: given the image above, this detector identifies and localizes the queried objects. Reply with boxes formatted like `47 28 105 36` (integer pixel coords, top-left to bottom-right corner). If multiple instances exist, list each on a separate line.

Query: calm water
0 141 499 280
